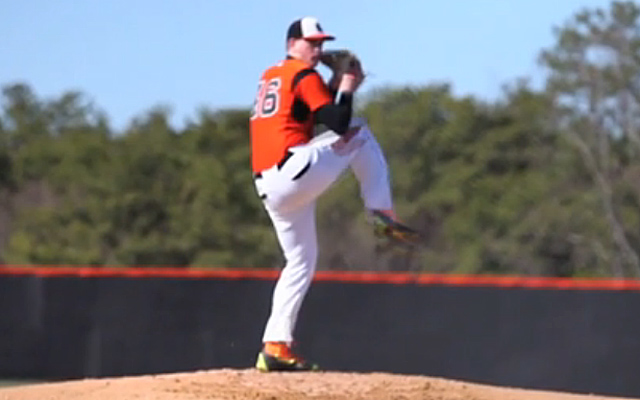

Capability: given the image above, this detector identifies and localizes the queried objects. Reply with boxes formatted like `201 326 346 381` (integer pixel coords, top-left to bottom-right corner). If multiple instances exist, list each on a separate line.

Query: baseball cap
286 17 335 41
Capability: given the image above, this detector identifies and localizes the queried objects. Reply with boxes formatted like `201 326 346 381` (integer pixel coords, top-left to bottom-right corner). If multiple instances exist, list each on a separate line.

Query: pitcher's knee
284 247 318 274
350 116 367 128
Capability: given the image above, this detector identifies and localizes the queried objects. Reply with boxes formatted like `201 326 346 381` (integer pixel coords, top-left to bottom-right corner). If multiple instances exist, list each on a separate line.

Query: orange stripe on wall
1 265 640 290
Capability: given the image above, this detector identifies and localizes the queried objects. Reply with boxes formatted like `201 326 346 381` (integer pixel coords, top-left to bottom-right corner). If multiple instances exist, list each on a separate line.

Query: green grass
0 380 42 388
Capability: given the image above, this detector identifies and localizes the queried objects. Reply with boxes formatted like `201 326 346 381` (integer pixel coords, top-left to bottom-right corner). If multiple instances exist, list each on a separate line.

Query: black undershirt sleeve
291 68 353 135
314 92 353 135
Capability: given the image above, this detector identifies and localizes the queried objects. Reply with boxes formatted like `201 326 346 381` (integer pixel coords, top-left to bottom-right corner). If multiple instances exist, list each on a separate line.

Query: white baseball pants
254 117 393 343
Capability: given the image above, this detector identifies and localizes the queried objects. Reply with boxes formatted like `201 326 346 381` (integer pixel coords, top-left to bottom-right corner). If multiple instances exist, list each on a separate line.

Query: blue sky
2 0 614 131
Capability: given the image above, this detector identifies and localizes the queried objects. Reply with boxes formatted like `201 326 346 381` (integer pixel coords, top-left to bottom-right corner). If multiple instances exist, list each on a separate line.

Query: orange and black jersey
250 57 353 173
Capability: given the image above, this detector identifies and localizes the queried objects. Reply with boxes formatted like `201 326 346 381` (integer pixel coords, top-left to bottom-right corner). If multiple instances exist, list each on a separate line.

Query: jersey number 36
251 78 281 120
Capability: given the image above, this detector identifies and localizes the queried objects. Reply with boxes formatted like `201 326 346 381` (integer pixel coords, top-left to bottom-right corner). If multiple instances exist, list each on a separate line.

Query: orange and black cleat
369 210 422 245
255 342 319 372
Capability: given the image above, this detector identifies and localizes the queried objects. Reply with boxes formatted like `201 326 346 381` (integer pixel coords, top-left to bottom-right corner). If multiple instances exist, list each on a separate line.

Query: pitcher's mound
0 369 633 400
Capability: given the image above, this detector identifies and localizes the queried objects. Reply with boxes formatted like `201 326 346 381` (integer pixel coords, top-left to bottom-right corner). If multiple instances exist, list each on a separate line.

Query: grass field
0 380 42 388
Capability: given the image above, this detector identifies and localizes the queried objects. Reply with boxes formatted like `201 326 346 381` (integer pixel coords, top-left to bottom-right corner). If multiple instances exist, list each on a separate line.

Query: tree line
1 1 639 277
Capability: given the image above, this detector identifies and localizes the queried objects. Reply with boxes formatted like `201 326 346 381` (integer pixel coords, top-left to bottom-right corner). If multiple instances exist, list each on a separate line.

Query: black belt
254 150 311 201
254 150 295 179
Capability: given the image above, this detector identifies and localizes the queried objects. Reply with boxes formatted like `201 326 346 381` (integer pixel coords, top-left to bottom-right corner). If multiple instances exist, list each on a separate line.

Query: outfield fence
1 266 639 398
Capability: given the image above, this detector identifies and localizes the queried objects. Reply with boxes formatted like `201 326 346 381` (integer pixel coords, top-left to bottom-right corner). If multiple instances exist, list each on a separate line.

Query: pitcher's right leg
257 201 320 371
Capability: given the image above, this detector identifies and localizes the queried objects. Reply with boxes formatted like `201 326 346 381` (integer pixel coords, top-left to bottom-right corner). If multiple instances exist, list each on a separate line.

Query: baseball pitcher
250 16 419 372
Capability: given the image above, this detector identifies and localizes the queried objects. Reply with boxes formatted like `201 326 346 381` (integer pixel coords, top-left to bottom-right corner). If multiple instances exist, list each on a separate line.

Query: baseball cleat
255 351 319 372
369 210 421 245
255 342 319 372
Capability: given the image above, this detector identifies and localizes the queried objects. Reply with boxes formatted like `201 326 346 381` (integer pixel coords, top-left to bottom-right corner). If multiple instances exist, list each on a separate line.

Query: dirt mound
0 370 634 400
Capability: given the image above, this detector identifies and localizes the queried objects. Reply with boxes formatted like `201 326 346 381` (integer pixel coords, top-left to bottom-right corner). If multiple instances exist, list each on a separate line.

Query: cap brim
304 33 335 41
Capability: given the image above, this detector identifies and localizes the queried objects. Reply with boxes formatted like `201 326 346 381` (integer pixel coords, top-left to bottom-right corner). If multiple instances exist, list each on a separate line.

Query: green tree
540 0 640 277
